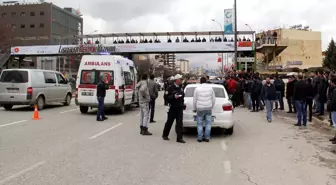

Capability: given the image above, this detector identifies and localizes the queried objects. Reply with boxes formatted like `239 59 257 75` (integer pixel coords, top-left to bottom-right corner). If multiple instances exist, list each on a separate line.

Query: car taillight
75 88 78 98
115 89 119 100
183 103 186 110
222 104 233 111
26 87 33 100
27 87 33 94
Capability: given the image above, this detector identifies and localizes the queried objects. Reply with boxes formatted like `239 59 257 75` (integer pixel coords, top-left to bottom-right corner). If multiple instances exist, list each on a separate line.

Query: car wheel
36 96 45 110
3 104 13 110
80 106 89 114
226 126 234 135
63 94 72 106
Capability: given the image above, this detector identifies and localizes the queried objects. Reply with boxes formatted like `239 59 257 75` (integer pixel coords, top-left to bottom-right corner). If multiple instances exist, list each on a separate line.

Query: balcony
255 37 288 65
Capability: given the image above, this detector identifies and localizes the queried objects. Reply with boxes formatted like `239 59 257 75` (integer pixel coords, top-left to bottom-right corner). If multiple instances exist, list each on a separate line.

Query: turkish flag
218 57 222 63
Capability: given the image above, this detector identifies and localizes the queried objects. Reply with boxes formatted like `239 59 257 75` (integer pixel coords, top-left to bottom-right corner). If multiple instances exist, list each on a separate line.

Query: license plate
7 89 18 93
82 92 93 96
193 116 215 122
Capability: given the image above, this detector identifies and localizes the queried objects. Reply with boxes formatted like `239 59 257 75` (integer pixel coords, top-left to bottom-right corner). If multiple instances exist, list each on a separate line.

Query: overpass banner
224 9 233 34
10 42 253 55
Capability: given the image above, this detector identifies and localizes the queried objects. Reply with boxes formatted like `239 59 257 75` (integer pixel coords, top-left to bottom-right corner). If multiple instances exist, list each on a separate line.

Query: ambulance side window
123 72 132 85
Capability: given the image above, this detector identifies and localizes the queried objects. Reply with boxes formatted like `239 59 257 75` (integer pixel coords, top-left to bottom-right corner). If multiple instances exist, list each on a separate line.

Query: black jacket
307 83 315 99
251 79 262 95
328 88 336 111
286 81 294 98
274 79 285 94
293 80 309 101
166 84 185 108
261 83 277 100
317 78 328 102
96 80 108 97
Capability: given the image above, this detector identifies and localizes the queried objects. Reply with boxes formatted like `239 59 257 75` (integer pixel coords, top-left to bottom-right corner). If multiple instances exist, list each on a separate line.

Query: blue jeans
295 100 307 126
315 95 321 113
196 110 212 140
97 96 105 120
331 111 336 129
247 93 252 109
275 91 284 109
265 100 273 121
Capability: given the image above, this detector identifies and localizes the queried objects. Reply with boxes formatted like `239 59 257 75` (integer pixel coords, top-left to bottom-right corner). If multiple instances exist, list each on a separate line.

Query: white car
183 84 234 135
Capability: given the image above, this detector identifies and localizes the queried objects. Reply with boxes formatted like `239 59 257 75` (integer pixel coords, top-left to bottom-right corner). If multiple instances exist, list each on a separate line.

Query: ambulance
75 55 138 114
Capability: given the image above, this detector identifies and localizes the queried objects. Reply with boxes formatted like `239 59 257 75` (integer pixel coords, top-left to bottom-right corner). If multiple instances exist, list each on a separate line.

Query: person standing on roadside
136 74 152 136
251 75 262 112
327 78 336 144
273 75 285 110
293 75 309 129
286 76 296 113
193 77 216 142
261 77 277 122
306 78 315 122
96 75 109 121
148 74 158 123
162 74 186 143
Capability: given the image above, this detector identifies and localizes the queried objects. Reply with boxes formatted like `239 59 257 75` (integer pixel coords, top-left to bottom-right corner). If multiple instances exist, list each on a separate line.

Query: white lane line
89 123 123 140
222 161 232 174
221 140 228 151
0 161 46 184
0 120 28 128
59 108 79 114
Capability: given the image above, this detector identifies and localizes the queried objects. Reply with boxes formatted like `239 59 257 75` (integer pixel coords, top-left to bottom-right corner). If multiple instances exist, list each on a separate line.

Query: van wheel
36 96 45 110
3 104 13 110
226 126 234 135
63 94 72 106
118 102 125 114
80 106 89 114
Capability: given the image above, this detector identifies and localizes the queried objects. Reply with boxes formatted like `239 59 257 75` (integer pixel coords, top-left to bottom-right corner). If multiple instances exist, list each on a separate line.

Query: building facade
256 28 322 69
175 59 190 74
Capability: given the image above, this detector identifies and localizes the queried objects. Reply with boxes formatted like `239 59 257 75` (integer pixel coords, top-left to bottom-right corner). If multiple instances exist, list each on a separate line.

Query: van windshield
0 70 28 83
80 70 114 85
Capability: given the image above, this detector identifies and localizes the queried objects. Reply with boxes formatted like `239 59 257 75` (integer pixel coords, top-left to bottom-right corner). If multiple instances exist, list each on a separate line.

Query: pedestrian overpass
2 30 255 69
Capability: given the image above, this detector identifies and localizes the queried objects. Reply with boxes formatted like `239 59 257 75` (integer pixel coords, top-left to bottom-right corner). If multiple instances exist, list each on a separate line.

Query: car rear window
185 86 226 98
80 70 114 85
0 70 28 83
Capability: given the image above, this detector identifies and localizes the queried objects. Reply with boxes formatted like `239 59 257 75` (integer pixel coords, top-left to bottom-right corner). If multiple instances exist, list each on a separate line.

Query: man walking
261 77 277 122
193 77 216 142
251 75 262 112
148 74 158 123
293 75 309 129
162 74 186 143
136 74 152 135
96 75 109 121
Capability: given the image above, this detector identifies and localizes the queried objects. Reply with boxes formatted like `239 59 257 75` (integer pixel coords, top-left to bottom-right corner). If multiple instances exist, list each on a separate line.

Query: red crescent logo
14 48 19 53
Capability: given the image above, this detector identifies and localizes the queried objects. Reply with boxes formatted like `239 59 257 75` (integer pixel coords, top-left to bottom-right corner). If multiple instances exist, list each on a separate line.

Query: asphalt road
0 93 336 185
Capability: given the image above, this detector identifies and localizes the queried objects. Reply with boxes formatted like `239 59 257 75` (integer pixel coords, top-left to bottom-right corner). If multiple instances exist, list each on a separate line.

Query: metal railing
255 37 289 47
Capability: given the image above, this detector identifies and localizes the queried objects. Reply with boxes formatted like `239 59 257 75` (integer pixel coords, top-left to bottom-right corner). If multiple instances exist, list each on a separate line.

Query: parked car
0 69 72 110
182 84 234 135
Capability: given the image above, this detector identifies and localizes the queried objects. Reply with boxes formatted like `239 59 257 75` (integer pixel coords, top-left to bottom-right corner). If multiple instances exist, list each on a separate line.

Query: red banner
238 41 252 47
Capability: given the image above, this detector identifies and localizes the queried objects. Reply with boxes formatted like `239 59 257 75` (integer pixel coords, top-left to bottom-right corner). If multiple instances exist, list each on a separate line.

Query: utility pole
233 0 238 69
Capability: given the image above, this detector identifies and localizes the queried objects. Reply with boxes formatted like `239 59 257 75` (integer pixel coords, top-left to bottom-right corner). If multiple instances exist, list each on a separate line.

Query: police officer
162 74 186 143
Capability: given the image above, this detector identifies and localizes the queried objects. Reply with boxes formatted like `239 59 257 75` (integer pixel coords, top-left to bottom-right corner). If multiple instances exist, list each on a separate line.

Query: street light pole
233 0 238 70
211 19 224 75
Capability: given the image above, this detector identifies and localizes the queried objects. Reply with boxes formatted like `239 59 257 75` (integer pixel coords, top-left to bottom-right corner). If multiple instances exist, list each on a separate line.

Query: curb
312 116 334 130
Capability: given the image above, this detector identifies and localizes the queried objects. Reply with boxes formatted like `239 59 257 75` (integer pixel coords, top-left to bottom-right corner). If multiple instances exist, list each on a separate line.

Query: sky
4 0 336 69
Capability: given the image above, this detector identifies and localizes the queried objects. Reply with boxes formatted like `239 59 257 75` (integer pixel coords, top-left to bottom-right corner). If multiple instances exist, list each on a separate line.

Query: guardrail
255 37 289 47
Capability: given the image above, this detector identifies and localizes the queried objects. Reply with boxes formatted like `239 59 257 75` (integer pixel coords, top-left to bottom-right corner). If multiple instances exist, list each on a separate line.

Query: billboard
224 9 233 34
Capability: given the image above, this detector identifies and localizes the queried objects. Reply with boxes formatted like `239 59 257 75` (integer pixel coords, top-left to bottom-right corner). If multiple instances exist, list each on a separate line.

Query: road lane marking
222 161 232 174
0 120 28 128
60 108 79 114
221 140 228 151
89 123 123 140
0 161 46 184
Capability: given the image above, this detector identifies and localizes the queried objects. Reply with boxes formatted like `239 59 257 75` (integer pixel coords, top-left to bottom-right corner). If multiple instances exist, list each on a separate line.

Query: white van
75 55 139 114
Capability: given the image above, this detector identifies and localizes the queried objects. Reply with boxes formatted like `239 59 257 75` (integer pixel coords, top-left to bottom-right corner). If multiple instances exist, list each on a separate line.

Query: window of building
39 23 44 28
40 11 44 16
20 24 25 28
11 24 16 29
30 24 35 28
21 12 26 16
30 12 35 16
11 12 16 17
2 13 7 18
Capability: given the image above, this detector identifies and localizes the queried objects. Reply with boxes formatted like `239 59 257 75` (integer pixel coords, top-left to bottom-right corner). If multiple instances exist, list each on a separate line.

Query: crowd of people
222 70 336 144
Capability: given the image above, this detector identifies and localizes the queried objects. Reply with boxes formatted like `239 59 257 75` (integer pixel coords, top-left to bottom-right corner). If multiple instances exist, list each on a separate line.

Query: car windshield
185 86 225 98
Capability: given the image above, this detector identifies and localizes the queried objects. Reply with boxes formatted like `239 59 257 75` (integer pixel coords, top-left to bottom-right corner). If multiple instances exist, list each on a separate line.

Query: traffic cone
32 105 40 120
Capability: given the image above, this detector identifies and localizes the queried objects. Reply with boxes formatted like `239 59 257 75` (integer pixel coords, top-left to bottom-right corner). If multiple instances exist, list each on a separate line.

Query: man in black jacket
261 77 277 122
293 75 309 128
96 75 109 121
251 76 262 112
286 76 296 113
273 75 285 110
162 75 186 143
317 73 329 116
327 78 336 144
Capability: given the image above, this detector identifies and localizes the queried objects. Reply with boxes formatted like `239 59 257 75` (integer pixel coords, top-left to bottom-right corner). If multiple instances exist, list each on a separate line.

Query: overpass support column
265 51 269 70
273 47 276 72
